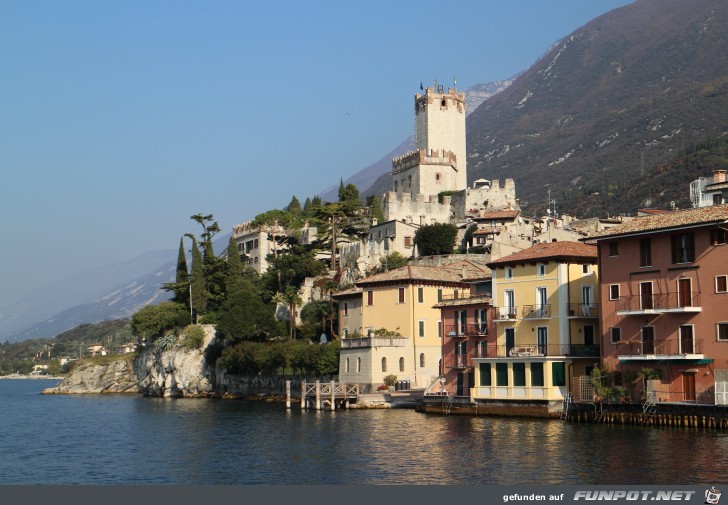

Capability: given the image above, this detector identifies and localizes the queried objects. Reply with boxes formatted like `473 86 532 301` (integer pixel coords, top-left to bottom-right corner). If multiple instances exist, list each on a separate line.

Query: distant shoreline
0 374 64 380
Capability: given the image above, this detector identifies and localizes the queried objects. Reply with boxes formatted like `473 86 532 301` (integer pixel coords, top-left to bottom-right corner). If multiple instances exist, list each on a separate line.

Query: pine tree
188 236 206 321
287 195 302 216
303 197 312 216
312 196 322 208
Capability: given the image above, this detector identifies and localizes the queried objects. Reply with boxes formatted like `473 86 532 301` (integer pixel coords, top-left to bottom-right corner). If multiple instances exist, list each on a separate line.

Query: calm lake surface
1 379 727 485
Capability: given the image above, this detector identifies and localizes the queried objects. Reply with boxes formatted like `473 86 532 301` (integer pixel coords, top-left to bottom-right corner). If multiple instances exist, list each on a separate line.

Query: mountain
0 250 174 341
320 77 518 202
364 0 728 216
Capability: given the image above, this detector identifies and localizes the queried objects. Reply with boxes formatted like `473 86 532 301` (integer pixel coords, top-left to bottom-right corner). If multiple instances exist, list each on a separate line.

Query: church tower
391 84 467 198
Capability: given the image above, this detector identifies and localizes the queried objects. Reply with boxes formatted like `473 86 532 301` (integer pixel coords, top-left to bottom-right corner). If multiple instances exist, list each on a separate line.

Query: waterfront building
589 204 728 404
690 169 728 208
231 220 317 274
470 242 600 414
336 260 490 392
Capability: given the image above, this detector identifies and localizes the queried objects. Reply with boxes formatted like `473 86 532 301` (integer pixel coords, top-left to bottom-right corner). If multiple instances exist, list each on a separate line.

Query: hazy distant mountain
319 78 518 202
363 0 728 216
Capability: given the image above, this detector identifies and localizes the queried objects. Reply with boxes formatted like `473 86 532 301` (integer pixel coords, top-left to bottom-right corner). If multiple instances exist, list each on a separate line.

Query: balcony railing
442 354 471 369
616 293 702 314
444 324 488 338
494 306 519 321
340 336 409 349
472 343 600 359
521 304 550 319
440 292 491 301
615 338 703 358
567 303 599 318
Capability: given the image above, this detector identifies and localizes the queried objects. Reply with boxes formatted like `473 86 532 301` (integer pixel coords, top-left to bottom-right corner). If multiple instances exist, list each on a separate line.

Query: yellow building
473 242 599 414
336 260 490 392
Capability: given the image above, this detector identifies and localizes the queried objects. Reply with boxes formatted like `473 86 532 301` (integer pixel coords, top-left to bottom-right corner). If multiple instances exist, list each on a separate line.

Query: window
479 363 492 386
404 236 412 248
717 275 728 293
367 290 374 306
437 289 443 302
357 357 361 373
513 363 526 387
531 363 544 387
711 228 727 245
435 173 442 183
495 363 508 386
609 241 619 256
417 287 424 303
418 320 425 338
381 357 387 372
610 327 621 344
399 357 405 372
640 238 652 267
582 264 591 275
343 303 348 316
713 194 724 205
398 287 405 304
717 323 728 341
679 325 695 354
394 180 398 192
609 284 620 301
420 353 425 367
437 321 442 338
253 239 259 249
343 328 349 338
505 267 513 279
345 358 350 373
552 362 566 387
537 263 546 277
671 233 695 264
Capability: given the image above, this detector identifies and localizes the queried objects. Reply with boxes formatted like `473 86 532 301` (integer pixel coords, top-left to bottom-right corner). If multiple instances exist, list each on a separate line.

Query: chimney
713 170 727 183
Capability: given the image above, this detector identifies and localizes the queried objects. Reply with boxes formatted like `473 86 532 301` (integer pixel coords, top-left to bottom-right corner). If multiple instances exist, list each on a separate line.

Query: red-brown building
589 205 728 404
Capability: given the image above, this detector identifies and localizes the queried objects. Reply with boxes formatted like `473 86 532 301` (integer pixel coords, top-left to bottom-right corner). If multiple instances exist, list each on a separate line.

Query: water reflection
1 380 726 485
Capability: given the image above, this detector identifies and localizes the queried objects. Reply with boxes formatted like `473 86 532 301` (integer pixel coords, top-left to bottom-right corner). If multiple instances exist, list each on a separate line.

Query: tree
338 178 346 201
187 235 206 321
461 223 479 252
131 302 189 342
287 195 302 216
162 237 190 306
367 194 385 224
413 223 459 256
273 286 303 339
379 252 408 272
303 197 313 216
225 236 245 296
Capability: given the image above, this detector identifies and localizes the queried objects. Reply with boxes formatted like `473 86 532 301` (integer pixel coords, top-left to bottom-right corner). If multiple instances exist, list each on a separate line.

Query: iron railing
566 303 599 318
521 304 551 319
616 292 701 312
615 338 703 356
463 343 599 359
494 306 519 320
443 324 488 337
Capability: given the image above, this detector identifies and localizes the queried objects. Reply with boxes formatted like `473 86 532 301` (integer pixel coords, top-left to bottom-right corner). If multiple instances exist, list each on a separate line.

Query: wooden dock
286 380 358 411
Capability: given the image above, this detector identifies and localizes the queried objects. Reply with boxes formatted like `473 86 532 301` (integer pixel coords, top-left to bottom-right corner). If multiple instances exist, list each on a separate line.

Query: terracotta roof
637 208 670 215
472 227 501 236
433 294 492 308
587 205 728 240
473 210 520 220
332 288 362 299
486 241 597 268
356 260 491 287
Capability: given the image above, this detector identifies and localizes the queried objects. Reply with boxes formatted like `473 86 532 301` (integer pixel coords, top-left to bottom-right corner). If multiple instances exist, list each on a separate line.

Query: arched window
399 357 405 372
420 353 425 368
381 357 387 373
345 358 350 373
357 357 361 373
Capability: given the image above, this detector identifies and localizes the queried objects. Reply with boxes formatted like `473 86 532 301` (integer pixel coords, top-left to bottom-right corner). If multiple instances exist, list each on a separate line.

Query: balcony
494 306 518 321
443 354 471 369
340 336 408 349
616 293 702 315
473 343 600 359
521 304 550 319
567 303 599 319
615 338 704 360
444 324 488 338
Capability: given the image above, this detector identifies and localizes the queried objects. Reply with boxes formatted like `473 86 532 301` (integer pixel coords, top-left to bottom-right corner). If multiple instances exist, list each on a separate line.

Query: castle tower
391 84 467 199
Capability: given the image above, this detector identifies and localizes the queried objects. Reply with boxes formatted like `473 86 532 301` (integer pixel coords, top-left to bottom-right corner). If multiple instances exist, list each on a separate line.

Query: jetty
286 380 358 411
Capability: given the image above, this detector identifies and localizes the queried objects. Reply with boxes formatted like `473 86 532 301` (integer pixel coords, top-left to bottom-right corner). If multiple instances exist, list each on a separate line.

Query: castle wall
451 179 518 218
382 191 452 224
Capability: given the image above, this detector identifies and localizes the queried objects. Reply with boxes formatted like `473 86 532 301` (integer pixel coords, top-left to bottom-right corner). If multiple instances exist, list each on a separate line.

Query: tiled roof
486 241 597 267
472 227 501 236
332 288 362 299
356 260 491 287
586 205 728 240
433 294 492 308
473 210 520 220
637 208 670 215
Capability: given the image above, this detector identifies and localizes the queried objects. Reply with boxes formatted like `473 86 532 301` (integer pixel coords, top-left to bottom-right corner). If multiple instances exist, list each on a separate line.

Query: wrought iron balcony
615 338 704 359
472 343 600 359
521 304 551 319
615 293 702 315
494 306 518 321
444 324 488 338
566 303 599 318
442 354 472 369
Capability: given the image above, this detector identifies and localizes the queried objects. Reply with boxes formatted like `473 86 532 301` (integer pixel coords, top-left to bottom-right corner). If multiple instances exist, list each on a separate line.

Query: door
505 328 515 357
582 285 593 315
640 282 653 310
504 290 515 318
584 325 595 347
537 327 548 355
456 372 464 396
683 373 696 402
680 325 694 354
642 326 655 354
536 287 548 316
455 341 466 367
678 278 692 308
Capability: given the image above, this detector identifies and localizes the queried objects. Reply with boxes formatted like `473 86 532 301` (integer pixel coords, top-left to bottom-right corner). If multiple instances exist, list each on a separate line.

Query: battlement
392 148 457 175
232 220 261 238
415 86 465 111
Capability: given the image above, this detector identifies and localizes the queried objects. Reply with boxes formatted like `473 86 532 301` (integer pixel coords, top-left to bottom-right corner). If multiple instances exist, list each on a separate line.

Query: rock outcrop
42 356 139 394
134 325 217 397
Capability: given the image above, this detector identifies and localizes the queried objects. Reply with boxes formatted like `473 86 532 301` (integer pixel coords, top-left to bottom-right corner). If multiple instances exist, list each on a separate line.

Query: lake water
1 379 727 485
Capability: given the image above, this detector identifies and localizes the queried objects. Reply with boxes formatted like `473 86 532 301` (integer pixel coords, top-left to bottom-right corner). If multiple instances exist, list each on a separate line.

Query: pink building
590 205 728 404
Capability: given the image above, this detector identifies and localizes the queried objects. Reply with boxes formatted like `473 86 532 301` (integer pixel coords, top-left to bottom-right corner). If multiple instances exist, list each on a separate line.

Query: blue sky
0 0 633 306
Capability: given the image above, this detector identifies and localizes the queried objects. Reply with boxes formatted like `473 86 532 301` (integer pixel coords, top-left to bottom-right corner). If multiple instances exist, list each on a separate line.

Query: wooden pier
286 380 358 411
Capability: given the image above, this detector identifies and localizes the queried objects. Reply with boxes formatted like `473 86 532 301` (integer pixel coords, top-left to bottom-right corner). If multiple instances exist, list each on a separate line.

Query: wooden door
640 282 653 310
683 373 696 402
678 278 692 307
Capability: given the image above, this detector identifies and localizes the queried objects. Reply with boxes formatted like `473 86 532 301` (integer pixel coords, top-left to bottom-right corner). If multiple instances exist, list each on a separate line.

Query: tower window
441 99 446 107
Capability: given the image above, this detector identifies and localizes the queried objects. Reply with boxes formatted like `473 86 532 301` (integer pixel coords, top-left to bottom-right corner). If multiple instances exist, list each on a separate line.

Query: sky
0 0 634 307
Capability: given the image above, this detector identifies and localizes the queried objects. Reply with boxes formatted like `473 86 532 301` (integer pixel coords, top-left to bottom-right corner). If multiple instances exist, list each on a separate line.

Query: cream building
337 260 490 392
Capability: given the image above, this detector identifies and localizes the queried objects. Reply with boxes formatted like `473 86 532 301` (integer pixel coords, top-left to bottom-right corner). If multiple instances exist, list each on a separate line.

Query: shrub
383 374 398 386
180 325 205 350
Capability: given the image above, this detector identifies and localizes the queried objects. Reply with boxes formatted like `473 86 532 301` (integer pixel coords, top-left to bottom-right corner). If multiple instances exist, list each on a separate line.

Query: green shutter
479 363 491 386
496 363 508 386
513 363 526 386
531 362 544 387
552 362 565 387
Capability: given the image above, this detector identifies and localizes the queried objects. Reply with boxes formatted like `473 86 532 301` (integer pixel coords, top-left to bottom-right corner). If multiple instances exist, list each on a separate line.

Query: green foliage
303 197 313 216
413 223 458 256
153 333 177 352
162 237 190 305
590 365 628 402
131 302 189 342
188 236 206 320
437 191 455 204
383 374 398 386
366 194 385 224
372 328 402 337
462 223 479 251
216 283 276 342
287 195 303 216
220 340 340 376
180 325 206 350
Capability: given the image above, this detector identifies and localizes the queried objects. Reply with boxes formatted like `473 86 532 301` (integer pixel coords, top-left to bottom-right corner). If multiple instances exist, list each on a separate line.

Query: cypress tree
369 194 385 224
338 178 345 201
303 197 312 216
225 236 246 296
189 236 206 321
173 237 190 305
288 195 303 216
